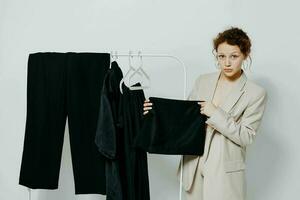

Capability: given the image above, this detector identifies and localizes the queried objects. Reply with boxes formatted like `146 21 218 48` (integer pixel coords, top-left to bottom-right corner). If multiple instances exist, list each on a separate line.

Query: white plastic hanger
128 51 151 91
119 51 150 94
109 51 118 68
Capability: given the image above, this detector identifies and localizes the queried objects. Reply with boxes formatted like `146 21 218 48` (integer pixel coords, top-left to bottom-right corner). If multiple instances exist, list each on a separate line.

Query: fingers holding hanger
143 99 153 115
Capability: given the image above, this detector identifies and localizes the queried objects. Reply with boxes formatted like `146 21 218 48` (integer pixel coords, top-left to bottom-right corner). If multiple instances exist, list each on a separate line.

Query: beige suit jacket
177 70 268 197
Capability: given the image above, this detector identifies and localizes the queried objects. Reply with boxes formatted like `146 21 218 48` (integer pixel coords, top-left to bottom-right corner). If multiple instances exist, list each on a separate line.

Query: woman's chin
222 70 242 80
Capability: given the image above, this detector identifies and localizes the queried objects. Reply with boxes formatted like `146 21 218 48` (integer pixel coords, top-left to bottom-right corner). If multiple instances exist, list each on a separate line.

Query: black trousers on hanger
19 52 109 194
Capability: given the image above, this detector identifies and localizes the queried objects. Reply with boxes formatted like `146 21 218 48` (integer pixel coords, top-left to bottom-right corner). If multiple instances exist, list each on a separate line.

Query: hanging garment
19 52 109 194
134 97 207 155
95 61 150 200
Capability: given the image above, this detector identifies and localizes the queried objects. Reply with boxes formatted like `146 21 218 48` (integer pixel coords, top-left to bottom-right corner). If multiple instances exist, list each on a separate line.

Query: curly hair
213 27 252 58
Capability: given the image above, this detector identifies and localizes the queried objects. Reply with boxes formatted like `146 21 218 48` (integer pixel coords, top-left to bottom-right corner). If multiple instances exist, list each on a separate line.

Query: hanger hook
138 51 143 67
129 50 133 67
115 51 118 60
110 51 113 60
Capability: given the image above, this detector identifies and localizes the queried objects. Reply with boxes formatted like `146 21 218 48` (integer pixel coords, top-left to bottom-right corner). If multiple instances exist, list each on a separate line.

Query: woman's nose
225 58 231 66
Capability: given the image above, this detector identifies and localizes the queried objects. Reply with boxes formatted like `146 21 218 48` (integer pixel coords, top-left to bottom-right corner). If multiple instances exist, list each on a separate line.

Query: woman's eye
218 55 224 58
231 55 239 58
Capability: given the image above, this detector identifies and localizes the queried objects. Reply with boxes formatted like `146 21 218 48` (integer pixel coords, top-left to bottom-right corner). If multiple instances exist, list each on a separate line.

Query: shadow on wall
246 76 285 200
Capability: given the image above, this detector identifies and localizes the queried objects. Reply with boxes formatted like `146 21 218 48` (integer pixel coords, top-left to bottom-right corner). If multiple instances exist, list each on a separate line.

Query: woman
143 27 268 200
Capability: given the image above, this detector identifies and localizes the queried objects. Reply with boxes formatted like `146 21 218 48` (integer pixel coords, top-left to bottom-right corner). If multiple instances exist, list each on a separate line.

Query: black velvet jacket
95 61 150 200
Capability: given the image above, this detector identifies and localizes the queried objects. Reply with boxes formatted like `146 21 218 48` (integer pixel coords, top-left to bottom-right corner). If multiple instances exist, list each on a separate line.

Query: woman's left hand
198 101 217 117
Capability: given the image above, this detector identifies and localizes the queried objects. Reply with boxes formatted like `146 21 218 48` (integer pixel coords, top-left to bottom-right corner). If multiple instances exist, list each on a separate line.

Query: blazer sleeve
205 89 268 147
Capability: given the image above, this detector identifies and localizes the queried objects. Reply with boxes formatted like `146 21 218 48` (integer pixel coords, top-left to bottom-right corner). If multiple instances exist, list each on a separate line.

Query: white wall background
1 0 299 199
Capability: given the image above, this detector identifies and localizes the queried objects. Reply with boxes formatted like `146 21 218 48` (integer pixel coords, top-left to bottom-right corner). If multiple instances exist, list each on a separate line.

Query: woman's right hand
143 99 153 115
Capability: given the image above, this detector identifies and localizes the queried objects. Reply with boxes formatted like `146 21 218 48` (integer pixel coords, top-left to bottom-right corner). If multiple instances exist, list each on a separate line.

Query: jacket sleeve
95 88 117 159
205 89 268 147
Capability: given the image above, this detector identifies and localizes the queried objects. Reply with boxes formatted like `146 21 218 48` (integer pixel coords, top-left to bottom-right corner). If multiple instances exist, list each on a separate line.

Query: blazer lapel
203 70 247 163
207 69 247 113
220 70 247 113
205 70 222 102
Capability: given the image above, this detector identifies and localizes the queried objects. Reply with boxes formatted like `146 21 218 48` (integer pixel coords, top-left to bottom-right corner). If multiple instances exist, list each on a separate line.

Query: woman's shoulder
245 79 266 93
244 79 267 102
194 71 218 84
194 71 267 101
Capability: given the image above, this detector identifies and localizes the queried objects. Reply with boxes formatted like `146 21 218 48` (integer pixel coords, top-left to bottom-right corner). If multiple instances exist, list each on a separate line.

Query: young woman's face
216 42 246 78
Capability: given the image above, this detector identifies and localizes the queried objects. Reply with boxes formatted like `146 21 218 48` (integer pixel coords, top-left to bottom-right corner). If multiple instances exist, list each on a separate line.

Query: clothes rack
25 52 188 200
112 52 187 99
111 52 187 200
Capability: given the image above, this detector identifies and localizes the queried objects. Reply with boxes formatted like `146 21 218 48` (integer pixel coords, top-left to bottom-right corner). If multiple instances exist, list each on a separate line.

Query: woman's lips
224 69 233 72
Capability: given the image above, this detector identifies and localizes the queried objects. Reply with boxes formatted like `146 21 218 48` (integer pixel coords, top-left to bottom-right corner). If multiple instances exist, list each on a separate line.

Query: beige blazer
177 70 268 199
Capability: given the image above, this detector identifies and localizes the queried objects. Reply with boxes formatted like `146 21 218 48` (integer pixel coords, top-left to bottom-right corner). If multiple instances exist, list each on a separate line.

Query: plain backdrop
1 0 300 199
